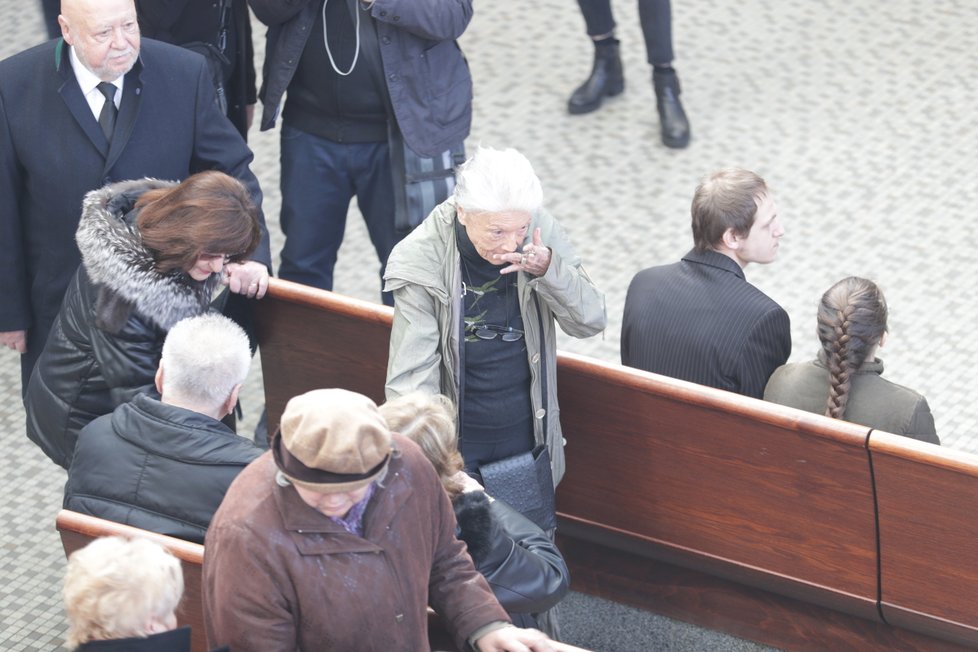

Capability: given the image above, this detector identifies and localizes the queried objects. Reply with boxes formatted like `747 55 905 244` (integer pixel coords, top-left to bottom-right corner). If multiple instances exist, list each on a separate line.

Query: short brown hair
691 168 768 251
135 171 261 274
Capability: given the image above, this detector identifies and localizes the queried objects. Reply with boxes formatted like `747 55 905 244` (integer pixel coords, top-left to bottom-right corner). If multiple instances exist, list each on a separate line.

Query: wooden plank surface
555 352 880 617
255 280 393 430
871 432 978 646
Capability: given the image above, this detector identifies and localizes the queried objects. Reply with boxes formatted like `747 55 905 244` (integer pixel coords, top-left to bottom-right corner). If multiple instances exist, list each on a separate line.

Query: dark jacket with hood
65 393 262 544
25 179 222 470
453 490 570 628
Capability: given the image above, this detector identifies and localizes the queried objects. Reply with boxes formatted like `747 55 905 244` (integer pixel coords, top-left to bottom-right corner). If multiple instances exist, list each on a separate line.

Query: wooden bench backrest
254 279 392 429
870 433 978 646
254 279 978 648
554 352 879 617
55 509 208 652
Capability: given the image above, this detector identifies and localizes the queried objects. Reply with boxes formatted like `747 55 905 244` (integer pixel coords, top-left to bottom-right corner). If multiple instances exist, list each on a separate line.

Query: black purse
480 445 557 532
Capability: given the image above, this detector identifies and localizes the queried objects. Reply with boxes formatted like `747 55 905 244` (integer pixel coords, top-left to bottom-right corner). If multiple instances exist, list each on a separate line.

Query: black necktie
96 82 117 142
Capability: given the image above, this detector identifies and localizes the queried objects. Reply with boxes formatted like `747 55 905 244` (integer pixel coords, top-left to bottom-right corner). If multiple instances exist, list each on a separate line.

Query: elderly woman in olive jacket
384 147 606 487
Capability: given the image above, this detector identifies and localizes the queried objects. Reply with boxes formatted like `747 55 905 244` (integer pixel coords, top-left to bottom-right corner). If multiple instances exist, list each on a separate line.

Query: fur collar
75 178 223 331
453 490 493 565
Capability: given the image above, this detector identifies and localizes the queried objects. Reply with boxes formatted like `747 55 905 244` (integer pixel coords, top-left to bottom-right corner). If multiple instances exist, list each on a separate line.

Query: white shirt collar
68 45 125 117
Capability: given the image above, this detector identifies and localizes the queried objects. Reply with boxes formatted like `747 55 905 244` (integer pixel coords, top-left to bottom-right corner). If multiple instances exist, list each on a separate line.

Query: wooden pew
253 279 973 651
56 509 208 652
255 279 391 428
553 356 968 651
870 433 978 648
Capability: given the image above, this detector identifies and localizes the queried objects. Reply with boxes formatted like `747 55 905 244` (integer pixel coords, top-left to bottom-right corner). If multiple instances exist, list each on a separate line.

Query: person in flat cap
202 388 558 652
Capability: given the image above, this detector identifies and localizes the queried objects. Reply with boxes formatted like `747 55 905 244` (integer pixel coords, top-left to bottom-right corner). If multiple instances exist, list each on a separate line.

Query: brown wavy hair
818 277 888 419
135 171 261 274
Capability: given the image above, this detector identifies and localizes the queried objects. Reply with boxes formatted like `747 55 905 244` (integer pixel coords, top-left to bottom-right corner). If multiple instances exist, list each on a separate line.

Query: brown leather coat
203 434 508 651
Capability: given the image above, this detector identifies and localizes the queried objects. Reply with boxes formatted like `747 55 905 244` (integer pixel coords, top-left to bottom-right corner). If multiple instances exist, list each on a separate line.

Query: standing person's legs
568 0 624 115
639 0 691 148
638 0 673 65
278 125 355 290
577 0 616 36
352 141 398 306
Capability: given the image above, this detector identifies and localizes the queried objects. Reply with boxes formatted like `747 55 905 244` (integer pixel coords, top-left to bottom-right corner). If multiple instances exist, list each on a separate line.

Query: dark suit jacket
0 38 270 376
621 248 791 399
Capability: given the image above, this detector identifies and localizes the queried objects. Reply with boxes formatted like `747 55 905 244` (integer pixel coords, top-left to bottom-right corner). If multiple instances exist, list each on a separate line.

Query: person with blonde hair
63 536 187 651
765 276 938 443
380 392 570 631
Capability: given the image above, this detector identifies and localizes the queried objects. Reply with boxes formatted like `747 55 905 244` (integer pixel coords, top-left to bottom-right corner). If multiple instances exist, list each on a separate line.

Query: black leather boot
568 40 624 115
653 67 690 148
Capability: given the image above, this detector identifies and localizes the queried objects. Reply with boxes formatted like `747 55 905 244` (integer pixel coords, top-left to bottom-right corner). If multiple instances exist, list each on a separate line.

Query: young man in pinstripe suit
620 168 790 399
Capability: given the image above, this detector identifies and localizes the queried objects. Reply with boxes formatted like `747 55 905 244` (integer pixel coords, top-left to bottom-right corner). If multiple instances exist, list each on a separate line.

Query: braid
817 277 888 421
823 306 856 419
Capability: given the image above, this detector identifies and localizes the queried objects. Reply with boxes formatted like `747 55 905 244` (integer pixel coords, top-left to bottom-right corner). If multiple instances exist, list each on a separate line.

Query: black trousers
576 0 675 65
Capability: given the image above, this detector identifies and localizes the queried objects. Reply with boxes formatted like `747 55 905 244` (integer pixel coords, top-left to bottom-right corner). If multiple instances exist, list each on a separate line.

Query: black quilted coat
25 179 222 469
453 490 570 628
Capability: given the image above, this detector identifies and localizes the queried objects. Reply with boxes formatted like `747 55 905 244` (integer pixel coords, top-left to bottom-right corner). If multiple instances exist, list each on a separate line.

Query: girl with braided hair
764 277 939 444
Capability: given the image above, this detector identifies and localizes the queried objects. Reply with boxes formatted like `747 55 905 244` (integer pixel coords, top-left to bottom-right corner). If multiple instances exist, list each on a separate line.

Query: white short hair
453 146 543 215
63 536 183 647
160 313 251 407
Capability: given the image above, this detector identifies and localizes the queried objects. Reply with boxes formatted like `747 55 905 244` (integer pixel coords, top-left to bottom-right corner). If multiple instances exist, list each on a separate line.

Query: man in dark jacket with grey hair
64 313 261 544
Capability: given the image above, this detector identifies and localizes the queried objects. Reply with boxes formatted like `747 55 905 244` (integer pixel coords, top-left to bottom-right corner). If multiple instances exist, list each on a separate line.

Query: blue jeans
278 125 397 305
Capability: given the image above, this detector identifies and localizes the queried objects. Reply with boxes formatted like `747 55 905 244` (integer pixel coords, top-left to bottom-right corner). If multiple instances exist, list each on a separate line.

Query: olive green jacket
764 351 939 444
384 199 606 484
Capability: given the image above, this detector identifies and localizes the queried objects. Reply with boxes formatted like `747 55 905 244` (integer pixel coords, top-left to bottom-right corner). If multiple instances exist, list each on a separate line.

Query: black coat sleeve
454 491 570 614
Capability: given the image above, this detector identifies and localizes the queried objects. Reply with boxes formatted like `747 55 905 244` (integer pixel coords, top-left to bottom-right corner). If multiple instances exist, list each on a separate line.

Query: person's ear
58 16 71 43
155 365 165 395
223 384 242 418
143 617 169 636
879 331 888 348
721 227 741 250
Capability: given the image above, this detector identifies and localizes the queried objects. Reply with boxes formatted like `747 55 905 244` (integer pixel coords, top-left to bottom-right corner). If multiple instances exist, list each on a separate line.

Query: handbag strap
533 293 549 436
456 232 467 435
216 0 231 54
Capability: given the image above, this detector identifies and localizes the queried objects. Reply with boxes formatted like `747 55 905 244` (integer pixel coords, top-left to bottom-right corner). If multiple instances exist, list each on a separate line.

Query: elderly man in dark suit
0 0 271 392
621 168 791 399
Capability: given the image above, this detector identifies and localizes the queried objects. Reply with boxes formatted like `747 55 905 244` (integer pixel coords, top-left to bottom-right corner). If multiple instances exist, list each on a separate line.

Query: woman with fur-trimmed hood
26 172 263 470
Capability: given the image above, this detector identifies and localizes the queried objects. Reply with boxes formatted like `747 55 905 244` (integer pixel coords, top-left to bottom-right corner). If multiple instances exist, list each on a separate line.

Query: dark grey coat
453 490 570 628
